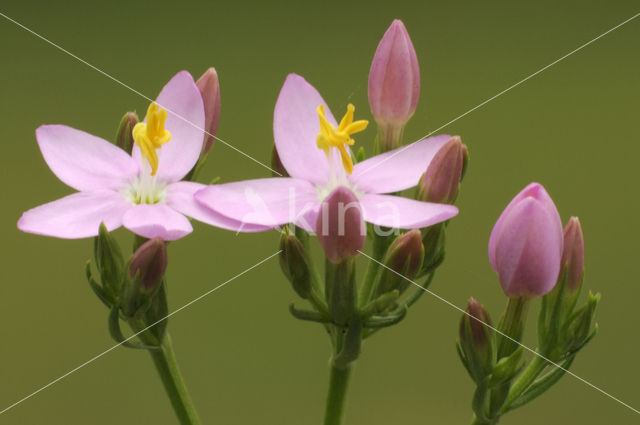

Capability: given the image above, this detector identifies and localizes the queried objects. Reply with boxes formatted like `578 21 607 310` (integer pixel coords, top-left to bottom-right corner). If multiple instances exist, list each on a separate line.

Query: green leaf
504 356 574 412
85 261 114 308
289 303 331 323
108 305 159 350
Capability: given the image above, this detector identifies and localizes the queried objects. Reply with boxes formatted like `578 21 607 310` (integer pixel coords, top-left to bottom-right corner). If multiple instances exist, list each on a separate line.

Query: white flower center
315 148 363 201
122 171 168 205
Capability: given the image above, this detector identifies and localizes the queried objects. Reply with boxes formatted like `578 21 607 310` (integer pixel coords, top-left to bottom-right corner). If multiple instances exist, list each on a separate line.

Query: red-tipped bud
368 19 420 151
316 187 366 263
196 68 221 156
377 229 424 295
460 297 492 348
418 136 466 204
561 217 584 291
129 238 167 291
115 111 139 154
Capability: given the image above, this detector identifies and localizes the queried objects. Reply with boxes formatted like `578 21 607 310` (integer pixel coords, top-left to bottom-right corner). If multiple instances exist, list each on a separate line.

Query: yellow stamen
132 102 172 176
316 103 368 174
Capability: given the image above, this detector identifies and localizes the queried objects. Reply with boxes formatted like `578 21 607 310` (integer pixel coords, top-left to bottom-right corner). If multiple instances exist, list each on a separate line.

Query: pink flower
18 71 253 241
488 183 563 297
195 74 458 233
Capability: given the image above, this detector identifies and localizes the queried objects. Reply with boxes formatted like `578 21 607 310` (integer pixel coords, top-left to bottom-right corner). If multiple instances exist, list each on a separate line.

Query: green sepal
108 305 159 350
144 280 169 342
363 306 407 328
85 261 114 308
94 223 124 298
504 356 575 412
289 303 331 323
489 346 524 387
418 224 446 278
360 290 400 319
456 341 475 381
471 379 490 421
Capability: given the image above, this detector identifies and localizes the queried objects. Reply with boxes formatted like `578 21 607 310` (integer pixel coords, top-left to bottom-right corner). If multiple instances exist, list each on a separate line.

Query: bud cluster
459 185 599 424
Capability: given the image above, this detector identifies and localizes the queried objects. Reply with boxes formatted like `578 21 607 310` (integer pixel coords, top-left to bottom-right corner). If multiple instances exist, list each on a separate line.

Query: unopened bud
378 229 424 294
417 136 465 204
316 187 366 263
95 222 124 296
560 217 584 292
196 67 221 156
279 230 311 299
129 238 167 292
115 112 138 154
368 19 420 151
459 297 494 382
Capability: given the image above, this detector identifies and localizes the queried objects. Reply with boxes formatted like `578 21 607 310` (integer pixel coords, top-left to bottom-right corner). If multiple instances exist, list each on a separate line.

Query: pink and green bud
368 19 420 151
417 136 466 204
488 183 563 297
129 238 167 292
316 186 366 263
561 217 584 291
115 111 139 154
378 229 424 294
458 297 494 383
195 67 221 156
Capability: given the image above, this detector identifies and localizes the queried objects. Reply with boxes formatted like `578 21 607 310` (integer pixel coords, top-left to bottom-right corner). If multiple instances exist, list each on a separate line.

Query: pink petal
166 181 270 233
36 125 138 192
350 134 451 194
359 193 458 229
132 71 205 182
488 182 562 272
195 177 319 229
492 197 563 297
17 190 131 239
273 74 337 185
122 203 193 241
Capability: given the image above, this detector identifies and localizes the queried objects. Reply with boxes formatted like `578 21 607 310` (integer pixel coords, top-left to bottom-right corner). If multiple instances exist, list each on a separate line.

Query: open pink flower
18 71 252 241
195 74 458 232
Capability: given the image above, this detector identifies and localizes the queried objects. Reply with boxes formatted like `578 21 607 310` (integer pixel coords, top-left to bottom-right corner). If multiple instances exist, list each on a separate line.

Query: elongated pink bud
368 19 420 151
196 68 221 155
418 136 466 204
316 187 366 263
561 217 584 291
488 183 563 297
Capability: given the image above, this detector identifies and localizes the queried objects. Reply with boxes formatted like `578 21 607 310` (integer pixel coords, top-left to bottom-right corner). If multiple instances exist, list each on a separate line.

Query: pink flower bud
417 136 466 204
195 67 221 156
377 229 424 294
129 238 167 291
561 217 584 291
368 19 420 151
316 187 366 263
488 183 563 297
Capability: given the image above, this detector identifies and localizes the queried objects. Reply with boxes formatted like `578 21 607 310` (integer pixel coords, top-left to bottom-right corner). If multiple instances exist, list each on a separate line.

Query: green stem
471 415 498 425
500 355 547 413
324 363 353 425
147 333 202 425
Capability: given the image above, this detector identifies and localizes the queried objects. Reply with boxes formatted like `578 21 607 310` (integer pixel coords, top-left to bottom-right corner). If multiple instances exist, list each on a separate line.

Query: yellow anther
132 102 172 176
316 104 368 174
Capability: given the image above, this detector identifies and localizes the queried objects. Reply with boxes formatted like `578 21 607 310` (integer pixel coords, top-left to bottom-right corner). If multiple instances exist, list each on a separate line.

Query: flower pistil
316 103 368 174
133 102 172 176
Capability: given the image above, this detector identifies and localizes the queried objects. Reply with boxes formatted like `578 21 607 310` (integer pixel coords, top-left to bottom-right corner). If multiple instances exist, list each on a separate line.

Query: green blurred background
1 0 638 423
